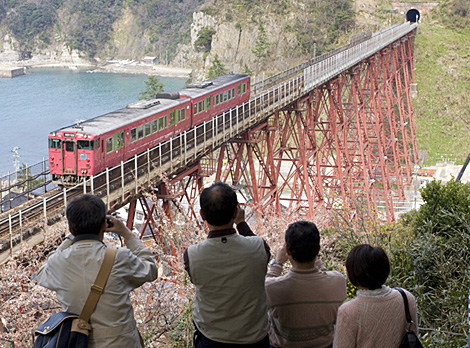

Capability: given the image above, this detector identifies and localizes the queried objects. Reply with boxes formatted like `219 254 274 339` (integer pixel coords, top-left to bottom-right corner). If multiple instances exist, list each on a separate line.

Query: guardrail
0 159 52 213
304 22 417 92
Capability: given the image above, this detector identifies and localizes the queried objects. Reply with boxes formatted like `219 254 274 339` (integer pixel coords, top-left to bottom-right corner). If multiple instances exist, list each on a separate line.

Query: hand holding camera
105 215 136 241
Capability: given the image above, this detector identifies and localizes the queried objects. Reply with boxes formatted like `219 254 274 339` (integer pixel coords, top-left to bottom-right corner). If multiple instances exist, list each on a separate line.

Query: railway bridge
0 22 418 258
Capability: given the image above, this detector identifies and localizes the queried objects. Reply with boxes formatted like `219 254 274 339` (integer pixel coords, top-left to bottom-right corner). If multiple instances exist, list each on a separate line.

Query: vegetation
207 54 227 78
139 76 164 100
413 1 470 165
251 24 271 60
194 26 216 52
6 2 56 58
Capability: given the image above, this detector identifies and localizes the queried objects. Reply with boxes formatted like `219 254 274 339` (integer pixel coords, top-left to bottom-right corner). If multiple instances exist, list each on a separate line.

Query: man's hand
105 215 136 242
234 204 245 225
276 243 289 265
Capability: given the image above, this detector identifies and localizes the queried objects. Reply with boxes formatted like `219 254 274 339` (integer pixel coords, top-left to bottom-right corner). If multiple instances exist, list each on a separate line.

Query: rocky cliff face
177 11 306 80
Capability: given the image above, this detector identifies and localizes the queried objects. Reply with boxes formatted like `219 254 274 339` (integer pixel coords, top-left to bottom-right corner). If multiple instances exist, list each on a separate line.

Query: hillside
413 0 470 165
0 0 356 77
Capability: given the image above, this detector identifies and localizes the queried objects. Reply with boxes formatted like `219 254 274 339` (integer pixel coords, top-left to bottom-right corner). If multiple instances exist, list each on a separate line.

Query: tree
251 24 271 60
194 27 216 52
139 76 164 100
402 179 470 345
207 54 227 79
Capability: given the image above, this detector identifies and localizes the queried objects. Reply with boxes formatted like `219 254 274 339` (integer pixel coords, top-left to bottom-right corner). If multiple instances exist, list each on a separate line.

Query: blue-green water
0 68 186 175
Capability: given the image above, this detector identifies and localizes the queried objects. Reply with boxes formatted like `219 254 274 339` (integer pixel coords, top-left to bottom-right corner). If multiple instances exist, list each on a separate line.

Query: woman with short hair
333 244 419 348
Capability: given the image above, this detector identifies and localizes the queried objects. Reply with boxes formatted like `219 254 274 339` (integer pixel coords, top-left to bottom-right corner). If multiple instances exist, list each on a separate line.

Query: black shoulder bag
33 247 117 348
395 287 423 348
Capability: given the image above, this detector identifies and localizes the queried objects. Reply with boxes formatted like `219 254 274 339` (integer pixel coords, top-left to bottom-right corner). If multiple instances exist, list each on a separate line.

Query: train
48 73 250 185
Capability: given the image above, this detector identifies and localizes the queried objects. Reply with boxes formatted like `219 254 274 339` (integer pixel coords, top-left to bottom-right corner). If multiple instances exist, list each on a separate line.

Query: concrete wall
392 2 440 15
0 67 25 78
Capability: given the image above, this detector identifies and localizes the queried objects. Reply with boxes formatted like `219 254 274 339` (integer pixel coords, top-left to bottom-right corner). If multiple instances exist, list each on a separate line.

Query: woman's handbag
33 247 117 348
395 287 423 348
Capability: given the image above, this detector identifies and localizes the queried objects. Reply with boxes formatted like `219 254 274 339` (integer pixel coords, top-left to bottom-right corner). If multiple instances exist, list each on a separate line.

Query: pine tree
139 76 164 100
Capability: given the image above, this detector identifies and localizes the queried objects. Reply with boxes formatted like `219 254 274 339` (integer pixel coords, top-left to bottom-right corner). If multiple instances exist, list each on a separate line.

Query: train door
62 140 77 175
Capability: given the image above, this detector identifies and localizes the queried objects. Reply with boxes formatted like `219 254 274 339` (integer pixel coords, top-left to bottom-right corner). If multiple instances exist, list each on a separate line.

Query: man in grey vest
184 182 271 347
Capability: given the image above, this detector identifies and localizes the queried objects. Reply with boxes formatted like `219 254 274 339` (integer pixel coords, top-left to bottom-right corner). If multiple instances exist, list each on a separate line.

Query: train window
95 139 100 149
131 128 137 142
170 110 176 125
237 84 241 95
151 120 157 133
138 125 144 139
242 83 246 93
193 104 198 114
114 131 124 150
205 96 211 109
198 100 204 112
214 95 218 105
65 141 74 152
49 139 61 149
228 89 232 99
223 91 228 102
106 138 113 153
145 122 151 137
231 88 235 99
158 116 165 130
180 108 186 121
77 140 94 150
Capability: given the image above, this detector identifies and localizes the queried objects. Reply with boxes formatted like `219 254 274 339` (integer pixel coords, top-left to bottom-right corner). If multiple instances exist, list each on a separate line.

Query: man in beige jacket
36 194 157 348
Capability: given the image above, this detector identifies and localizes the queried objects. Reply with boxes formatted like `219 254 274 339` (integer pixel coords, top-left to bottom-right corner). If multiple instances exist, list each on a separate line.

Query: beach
0 58 192 78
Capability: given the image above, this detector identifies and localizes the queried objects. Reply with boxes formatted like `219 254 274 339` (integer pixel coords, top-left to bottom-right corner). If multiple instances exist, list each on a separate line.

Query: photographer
35 194 157 348
184 182 271 347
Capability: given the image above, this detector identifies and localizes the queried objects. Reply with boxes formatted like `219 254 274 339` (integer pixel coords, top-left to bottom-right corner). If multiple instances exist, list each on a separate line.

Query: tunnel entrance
406 8 420 22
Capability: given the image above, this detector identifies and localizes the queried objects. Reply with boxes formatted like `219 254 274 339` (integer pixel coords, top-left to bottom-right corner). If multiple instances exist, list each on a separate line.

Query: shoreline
0 60 192 78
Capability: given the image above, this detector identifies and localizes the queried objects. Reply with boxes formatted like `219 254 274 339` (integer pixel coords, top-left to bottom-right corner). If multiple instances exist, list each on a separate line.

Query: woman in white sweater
333 244 419 348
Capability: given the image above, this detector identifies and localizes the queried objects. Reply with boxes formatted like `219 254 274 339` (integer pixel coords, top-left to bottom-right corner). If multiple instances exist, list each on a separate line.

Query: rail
0 22 418 255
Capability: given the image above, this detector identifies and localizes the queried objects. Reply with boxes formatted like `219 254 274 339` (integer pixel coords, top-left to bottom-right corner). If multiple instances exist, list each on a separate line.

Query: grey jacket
36 235 157 348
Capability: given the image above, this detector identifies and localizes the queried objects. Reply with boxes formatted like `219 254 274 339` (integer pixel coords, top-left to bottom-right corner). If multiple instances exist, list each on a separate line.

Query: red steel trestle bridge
0 22 418 256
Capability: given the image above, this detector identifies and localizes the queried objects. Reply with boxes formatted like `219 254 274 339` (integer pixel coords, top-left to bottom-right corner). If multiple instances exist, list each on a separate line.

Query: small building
143 56 158 64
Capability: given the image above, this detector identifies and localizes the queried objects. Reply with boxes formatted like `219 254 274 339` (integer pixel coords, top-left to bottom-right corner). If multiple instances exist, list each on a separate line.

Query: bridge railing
304 22 417 92
252 22 415 95
0 22 416 255
0 159 52 213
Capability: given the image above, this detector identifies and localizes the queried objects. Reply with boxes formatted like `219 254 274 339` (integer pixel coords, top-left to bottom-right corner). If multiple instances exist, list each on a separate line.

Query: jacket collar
72 234 104 244
207 228 236 239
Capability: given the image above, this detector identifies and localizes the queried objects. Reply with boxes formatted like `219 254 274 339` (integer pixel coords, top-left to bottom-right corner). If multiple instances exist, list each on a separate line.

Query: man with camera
265 221 346 348
184 182 271 347
36 194 157 348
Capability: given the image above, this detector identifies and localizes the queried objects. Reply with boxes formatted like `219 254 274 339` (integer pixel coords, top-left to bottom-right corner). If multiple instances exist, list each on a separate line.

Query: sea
0 68 187 176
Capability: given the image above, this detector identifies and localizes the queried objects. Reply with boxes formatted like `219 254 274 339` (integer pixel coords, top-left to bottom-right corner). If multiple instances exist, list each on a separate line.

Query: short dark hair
200 182 238 226
66 194 106 235
285 221 320 263
346 244 390 290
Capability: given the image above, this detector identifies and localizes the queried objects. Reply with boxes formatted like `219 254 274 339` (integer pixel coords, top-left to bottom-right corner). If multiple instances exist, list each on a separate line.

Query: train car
48 73 250 186
179 73 250 127
49 97 191 185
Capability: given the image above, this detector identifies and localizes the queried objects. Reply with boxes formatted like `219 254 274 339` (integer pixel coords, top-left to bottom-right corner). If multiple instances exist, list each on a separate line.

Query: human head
345 244 390 290
66 194 106 236
285 221 321 263
200 182 238 226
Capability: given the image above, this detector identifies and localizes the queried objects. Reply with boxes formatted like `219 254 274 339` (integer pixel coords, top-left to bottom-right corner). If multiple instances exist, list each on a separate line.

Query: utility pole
11 147 20 180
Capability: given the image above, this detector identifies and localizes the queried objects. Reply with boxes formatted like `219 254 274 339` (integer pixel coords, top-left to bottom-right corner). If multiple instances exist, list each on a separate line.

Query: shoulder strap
395 287 412 323
79 247 117 322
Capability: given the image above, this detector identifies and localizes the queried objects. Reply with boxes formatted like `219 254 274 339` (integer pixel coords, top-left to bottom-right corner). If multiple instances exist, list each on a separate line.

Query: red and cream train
48 73 250 185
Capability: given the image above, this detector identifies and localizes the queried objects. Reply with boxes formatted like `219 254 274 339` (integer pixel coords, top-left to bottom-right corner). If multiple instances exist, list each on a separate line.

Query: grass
413 20 470 165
